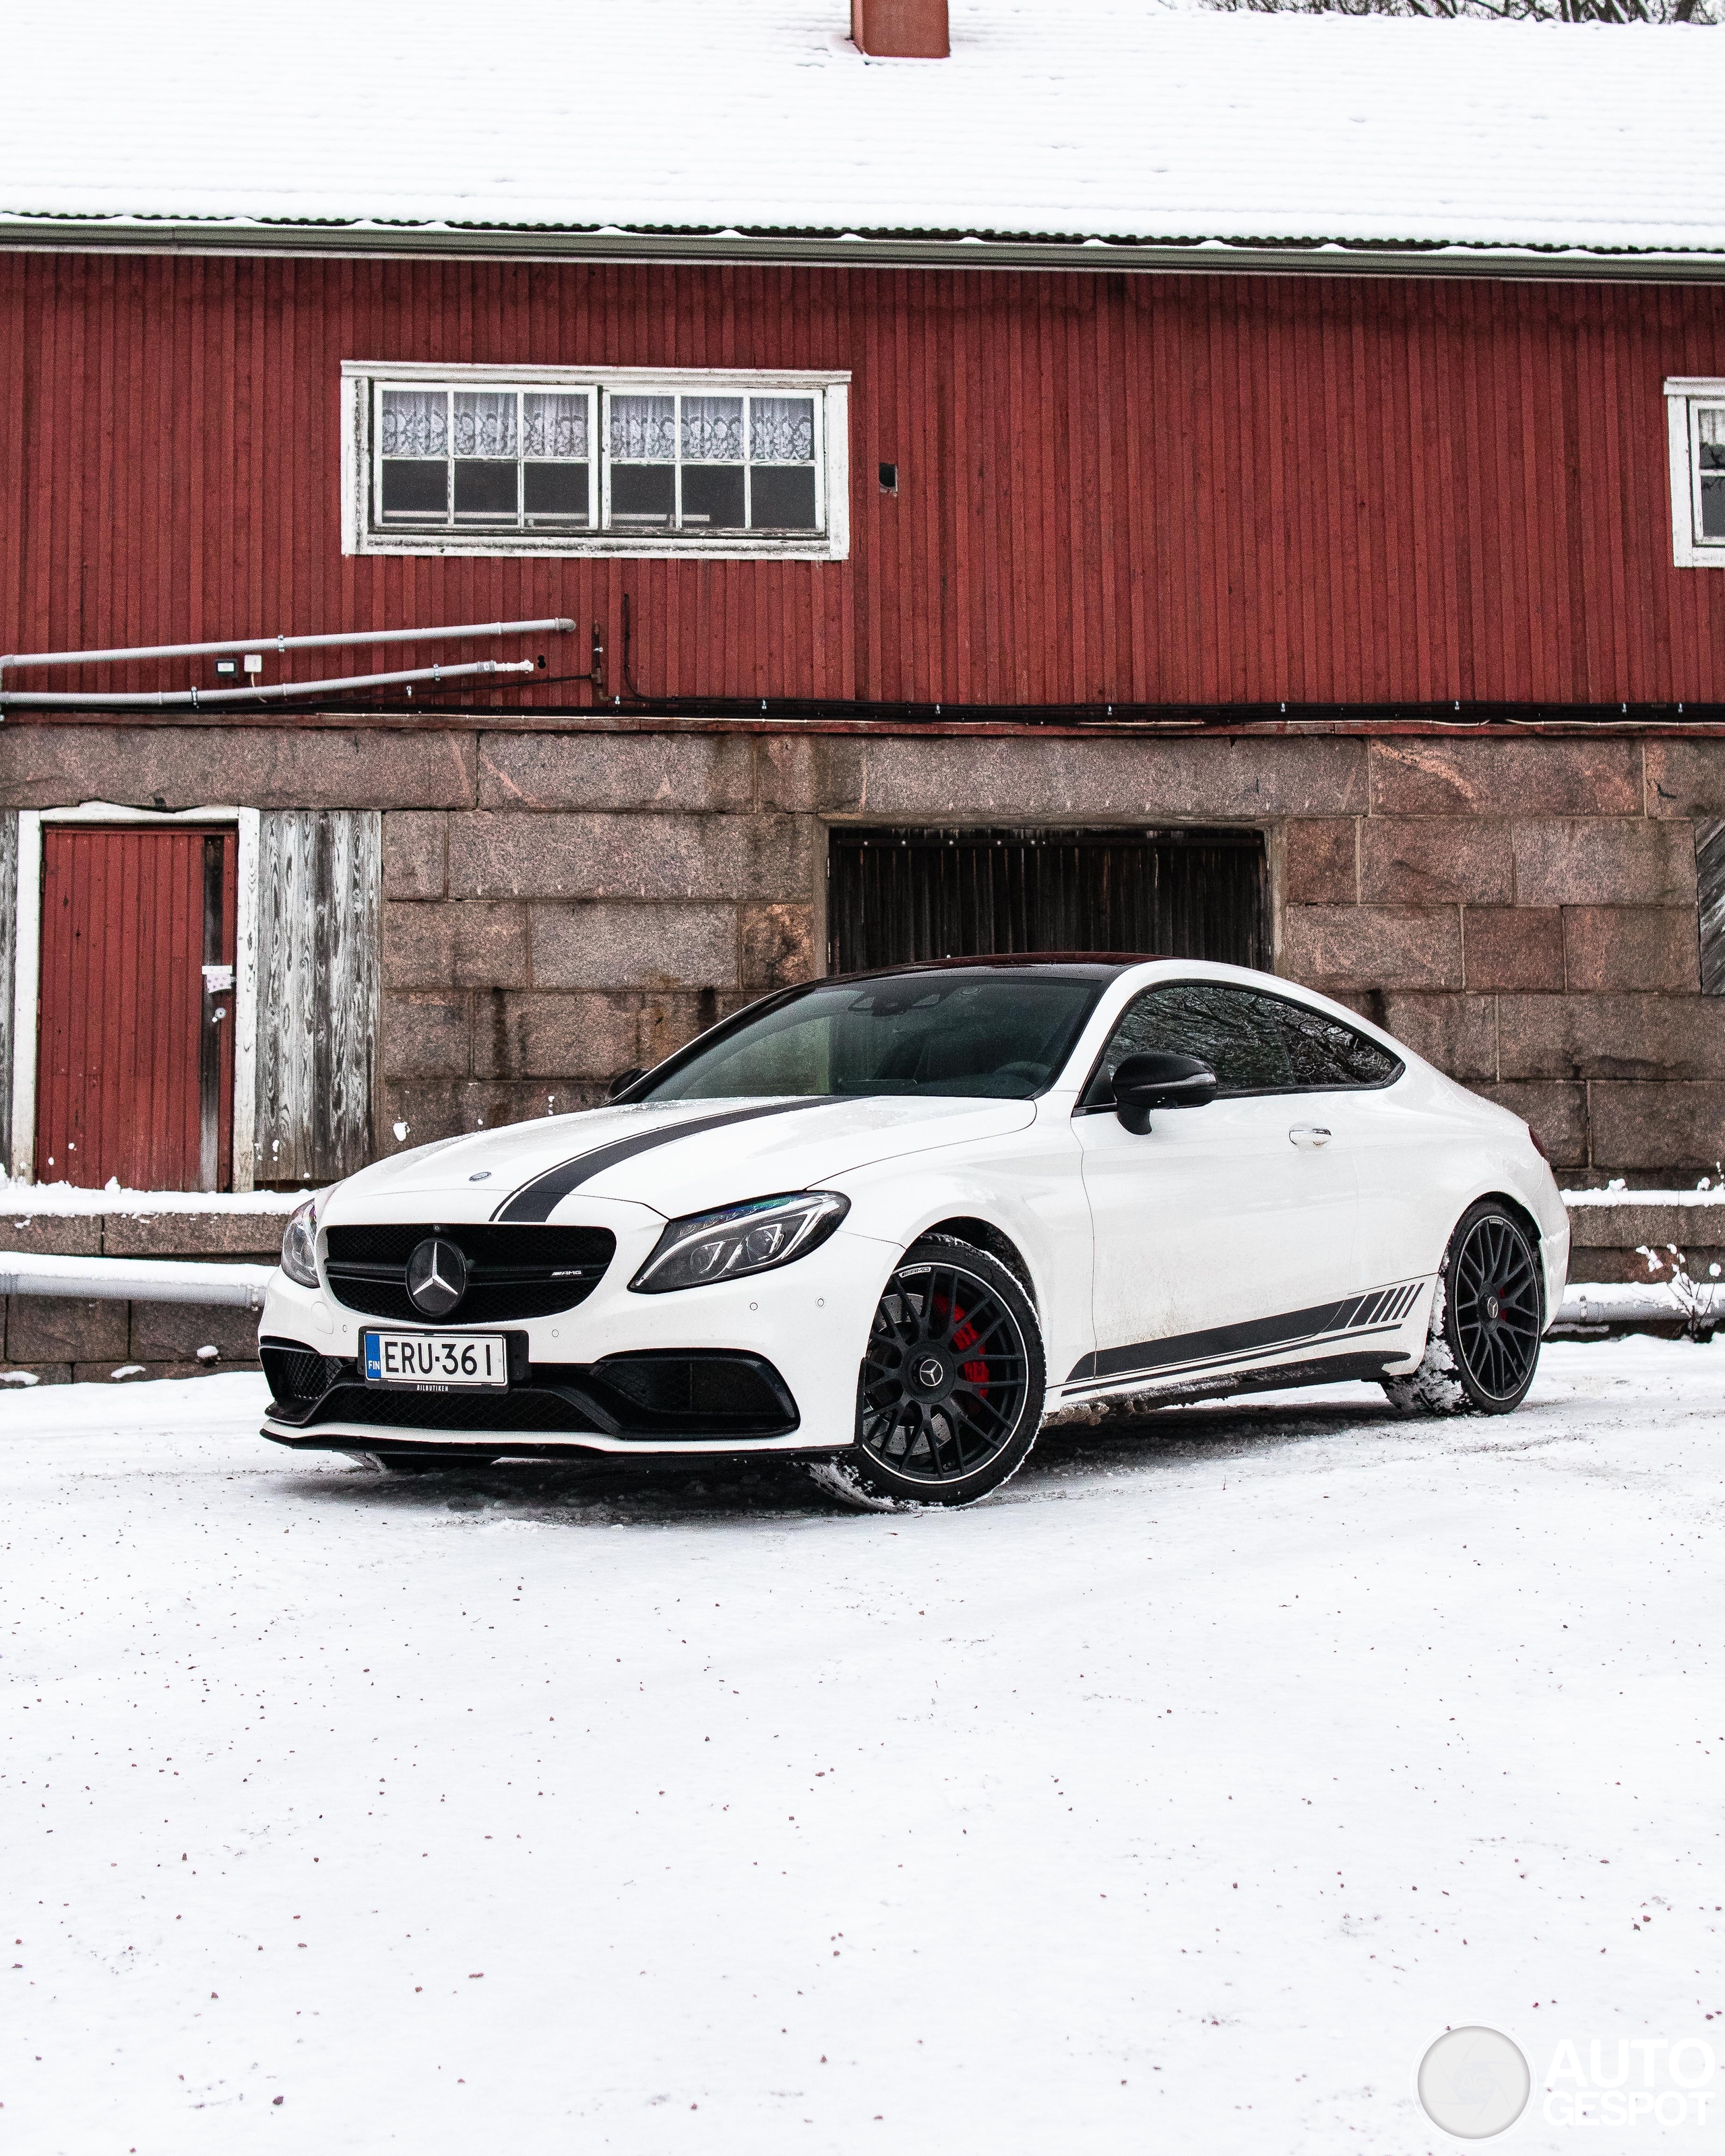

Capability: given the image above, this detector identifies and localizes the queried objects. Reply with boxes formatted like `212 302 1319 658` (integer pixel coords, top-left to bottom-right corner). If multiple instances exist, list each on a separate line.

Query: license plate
361 1330 509 1390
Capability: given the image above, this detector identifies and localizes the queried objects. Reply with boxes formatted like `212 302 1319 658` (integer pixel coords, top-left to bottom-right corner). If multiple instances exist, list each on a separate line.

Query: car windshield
639 972 1108 1102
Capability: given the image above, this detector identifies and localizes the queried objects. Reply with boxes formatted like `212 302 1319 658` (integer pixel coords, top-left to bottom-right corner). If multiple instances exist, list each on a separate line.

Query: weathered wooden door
35 826 237 1191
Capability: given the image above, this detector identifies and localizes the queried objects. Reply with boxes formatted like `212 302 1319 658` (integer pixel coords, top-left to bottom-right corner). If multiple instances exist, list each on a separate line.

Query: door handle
1288 1124 1332 1149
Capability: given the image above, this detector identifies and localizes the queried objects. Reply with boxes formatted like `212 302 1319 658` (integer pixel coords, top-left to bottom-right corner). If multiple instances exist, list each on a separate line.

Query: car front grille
323 1223 617 1325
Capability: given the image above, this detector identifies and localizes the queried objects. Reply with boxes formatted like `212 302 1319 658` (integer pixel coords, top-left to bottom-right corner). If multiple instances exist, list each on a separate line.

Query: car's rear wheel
1383 1200 1544 1416
809 1236 1045 1509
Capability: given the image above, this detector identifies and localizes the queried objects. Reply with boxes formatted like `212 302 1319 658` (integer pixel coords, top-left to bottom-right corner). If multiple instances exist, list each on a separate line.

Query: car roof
824 953 1162 986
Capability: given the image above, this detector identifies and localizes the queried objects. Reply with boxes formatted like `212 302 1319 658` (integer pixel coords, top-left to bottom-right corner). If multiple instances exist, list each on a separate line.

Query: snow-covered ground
2 1342 1719 2155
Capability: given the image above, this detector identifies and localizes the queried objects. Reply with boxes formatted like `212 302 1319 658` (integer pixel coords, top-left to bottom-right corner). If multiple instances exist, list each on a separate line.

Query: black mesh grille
305 1385 602 1436
594 1353 796 1427
323 1223 616 1324
260 1338 348 1423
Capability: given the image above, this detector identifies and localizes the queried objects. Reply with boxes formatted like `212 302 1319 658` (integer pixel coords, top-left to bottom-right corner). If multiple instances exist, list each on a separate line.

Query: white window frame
1664 377 1725 567
341 361 850 562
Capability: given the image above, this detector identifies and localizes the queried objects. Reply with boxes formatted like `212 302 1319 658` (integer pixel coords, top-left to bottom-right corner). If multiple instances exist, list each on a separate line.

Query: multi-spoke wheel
1383 1200 1544 1416
810 1235 1046 1508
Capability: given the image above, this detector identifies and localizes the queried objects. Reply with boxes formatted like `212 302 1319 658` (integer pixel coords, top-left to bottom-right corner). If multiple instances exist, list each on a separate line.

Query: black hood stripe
492 1099 830 1223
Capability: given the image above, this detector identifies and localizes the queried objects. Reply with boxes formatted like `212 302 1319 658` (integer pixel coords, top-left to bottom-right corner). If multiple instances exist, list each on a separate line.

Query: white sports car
259 957 1569 1507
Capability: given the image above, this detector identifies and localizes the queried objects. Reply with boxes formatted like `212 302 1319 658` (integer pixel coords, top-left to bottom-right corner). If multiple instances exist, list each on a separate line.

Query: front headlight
280 1197 320 1290
629 1191 850 1294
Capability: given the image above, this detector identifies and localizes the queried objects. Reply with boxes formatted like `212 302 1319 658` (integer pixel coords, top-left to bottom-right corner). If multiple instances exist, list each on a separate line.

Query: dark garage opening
827 827 1267 975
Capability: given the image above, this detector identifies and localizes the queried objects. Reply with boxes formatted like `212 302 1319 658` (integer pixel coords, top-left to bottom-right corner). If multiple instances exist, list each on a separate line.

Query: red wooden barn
2 0 1724 1192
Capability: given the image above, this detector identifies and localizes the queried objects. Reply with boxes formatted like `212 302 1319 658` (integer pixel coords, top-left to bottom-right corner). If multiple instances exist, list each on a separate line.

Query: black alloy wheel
813 1236 1046 1509
1441 1202 1544 1412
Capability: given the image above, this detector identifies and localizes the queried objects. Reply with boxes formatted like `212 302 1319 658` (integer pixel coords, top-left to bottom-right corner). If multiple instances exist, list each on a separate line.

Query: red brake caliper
949 1303 989 1397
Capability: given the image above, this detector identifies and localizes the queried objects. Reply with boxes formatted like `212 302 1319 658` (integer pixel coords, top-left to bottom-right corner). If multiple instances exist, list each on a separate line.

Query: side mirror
607 1067 646 1102
1112 1051 1217 1136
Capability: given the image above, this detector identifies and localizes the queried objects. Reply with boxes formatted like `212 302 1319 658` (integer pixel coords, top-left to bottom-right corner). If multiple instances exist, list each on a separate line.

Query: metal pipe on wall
0 657 537 711
0 618 575 672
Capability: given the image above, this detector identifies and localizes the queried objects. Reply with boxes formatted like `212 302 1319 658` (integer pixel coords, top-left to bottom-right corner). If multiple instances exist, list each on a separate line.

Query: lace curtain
682 397 744 462
380 389 447 459
610 395 677 462
524 393 588 460
750 396 815 464
453 392 517 459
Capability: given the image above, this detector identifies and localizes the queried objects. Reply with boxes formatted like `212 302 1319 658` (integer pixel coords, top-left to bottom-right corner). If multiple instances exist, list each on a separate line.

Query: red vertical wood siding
36 827 236 1191
4 253 1725 705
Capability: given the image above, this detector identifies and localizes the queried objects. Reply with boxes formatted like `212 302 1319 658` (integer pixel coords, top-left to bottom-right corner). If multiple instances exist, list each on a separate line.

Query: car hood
327 1095 1038 1226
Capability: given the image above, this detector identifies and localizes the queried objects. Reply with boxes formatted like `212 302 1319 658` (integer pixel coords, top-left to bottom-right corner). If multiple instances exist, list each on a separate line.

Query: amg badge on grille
406 1236 468 1319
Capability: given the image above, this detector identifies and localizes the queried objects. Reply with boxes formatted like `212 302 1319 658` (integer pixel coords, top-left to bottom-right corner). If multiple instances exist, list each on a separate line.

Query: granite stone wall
5 722 1723 1184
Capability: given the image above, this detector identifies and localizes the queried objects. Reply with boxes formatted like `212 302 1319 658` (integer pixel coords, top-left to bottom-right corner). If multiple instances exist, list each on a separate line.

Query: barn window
344 364 848 561
1663 379 1725 566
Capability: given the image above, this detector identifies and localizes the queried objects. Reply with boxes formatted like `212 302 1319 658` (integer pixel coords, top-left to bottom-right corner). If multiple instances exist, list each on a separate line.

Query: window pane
453 461 518 517
380 460 448 517
683 396 744 462
524 393 588 459
1265 998 1401 1089
524 462 590 522
453 392 517 459
381 389 447 457
1699 408 1725 470
1704 474 1725 541
610 395 676 462
1083 983 1292 1103
751 396 815 463
750 466 817 530
610 465 676 525
682 465 745 529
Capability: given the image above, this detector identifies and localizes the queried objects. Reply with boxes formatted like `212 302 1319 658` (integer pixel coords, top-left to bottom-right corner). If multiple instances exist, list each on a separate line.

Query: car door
1071 980 1363 1389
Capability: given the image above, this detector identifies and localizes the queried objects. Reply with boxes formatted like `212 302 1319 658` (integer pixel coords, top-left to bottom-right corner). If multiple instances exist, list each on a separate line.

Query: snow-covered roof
5 1 1724 274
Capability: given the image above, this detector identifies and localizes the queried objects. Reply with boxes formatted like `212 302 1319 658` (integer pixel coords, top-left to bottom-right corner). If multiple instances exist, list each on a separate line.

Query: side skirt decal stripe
493 1098 829 1224
1065 1278 1429 1389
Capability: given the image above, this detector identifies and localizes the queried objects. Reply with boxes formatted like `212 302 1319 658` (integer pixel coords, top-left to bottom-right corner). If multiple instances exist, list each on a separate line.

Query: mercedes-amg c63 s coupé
259 958 1569 1507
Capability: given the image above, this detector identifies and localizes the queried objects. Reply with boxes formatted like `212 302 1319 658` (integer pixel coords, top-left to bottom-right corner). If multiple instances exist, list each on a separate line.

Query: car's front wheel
809 1236 1046 1510
1383 1199 1544 1416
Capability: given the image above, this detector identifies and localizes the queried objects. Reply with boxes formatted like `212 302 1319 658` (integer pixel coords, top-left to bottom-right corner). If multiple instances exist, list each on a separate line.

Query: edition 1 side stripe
492 1099 830 1224
1065 1279 1428 1387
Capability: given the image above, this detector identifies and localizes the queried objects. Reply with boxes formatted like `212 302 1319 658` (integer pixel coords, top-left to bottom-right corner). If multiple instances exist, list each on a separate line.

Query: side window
1081 983 1292 1104
1081 982 1402 1106
1266 998 1403 1090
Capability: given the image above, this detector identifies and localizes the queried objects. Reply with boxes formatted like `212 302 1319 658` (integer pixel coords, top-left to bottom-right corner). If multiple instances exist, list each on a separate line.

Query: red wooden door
35 827 238 1191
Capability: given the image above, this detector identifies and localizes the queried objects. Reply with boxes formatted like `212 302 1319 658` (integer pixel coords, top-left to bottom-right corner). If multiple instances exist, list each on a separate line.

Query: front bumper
257 1220 891 1457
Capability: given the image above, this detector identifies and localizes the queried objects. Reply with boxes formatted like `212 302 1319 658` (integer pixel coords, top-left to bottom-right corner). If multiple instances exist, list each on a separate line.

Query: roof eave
3 215 1725 284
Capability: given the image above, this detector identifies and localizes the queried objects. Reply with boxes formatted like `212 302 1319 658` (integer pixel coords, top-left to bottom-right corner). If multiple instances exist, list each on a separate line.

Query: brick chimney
852 0 949 57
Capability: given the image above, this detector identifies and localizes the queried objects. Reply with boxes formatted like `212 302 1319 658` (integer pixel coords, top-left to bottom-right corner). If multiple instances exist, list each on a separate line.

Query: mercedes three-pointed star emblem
406 1236 468 1319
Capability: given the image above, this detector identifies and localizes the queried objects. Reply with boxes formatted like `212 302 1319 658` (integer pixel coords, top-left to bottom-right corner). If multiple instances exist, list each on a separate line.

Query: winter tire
1383 1199 1544 1417
809 1235 1046 1510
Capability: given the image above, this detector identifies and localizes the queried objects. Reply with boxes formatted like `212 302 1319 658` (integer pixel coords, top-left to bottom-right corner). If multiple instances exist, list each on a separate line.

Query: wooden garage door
827 826 1267 975
35 827 237 1191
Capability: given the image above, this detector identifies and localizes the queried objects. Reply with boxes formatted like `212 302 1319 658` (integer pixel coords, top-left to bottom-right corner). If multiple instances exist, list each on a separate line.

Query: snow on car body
259 958 1569 1505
